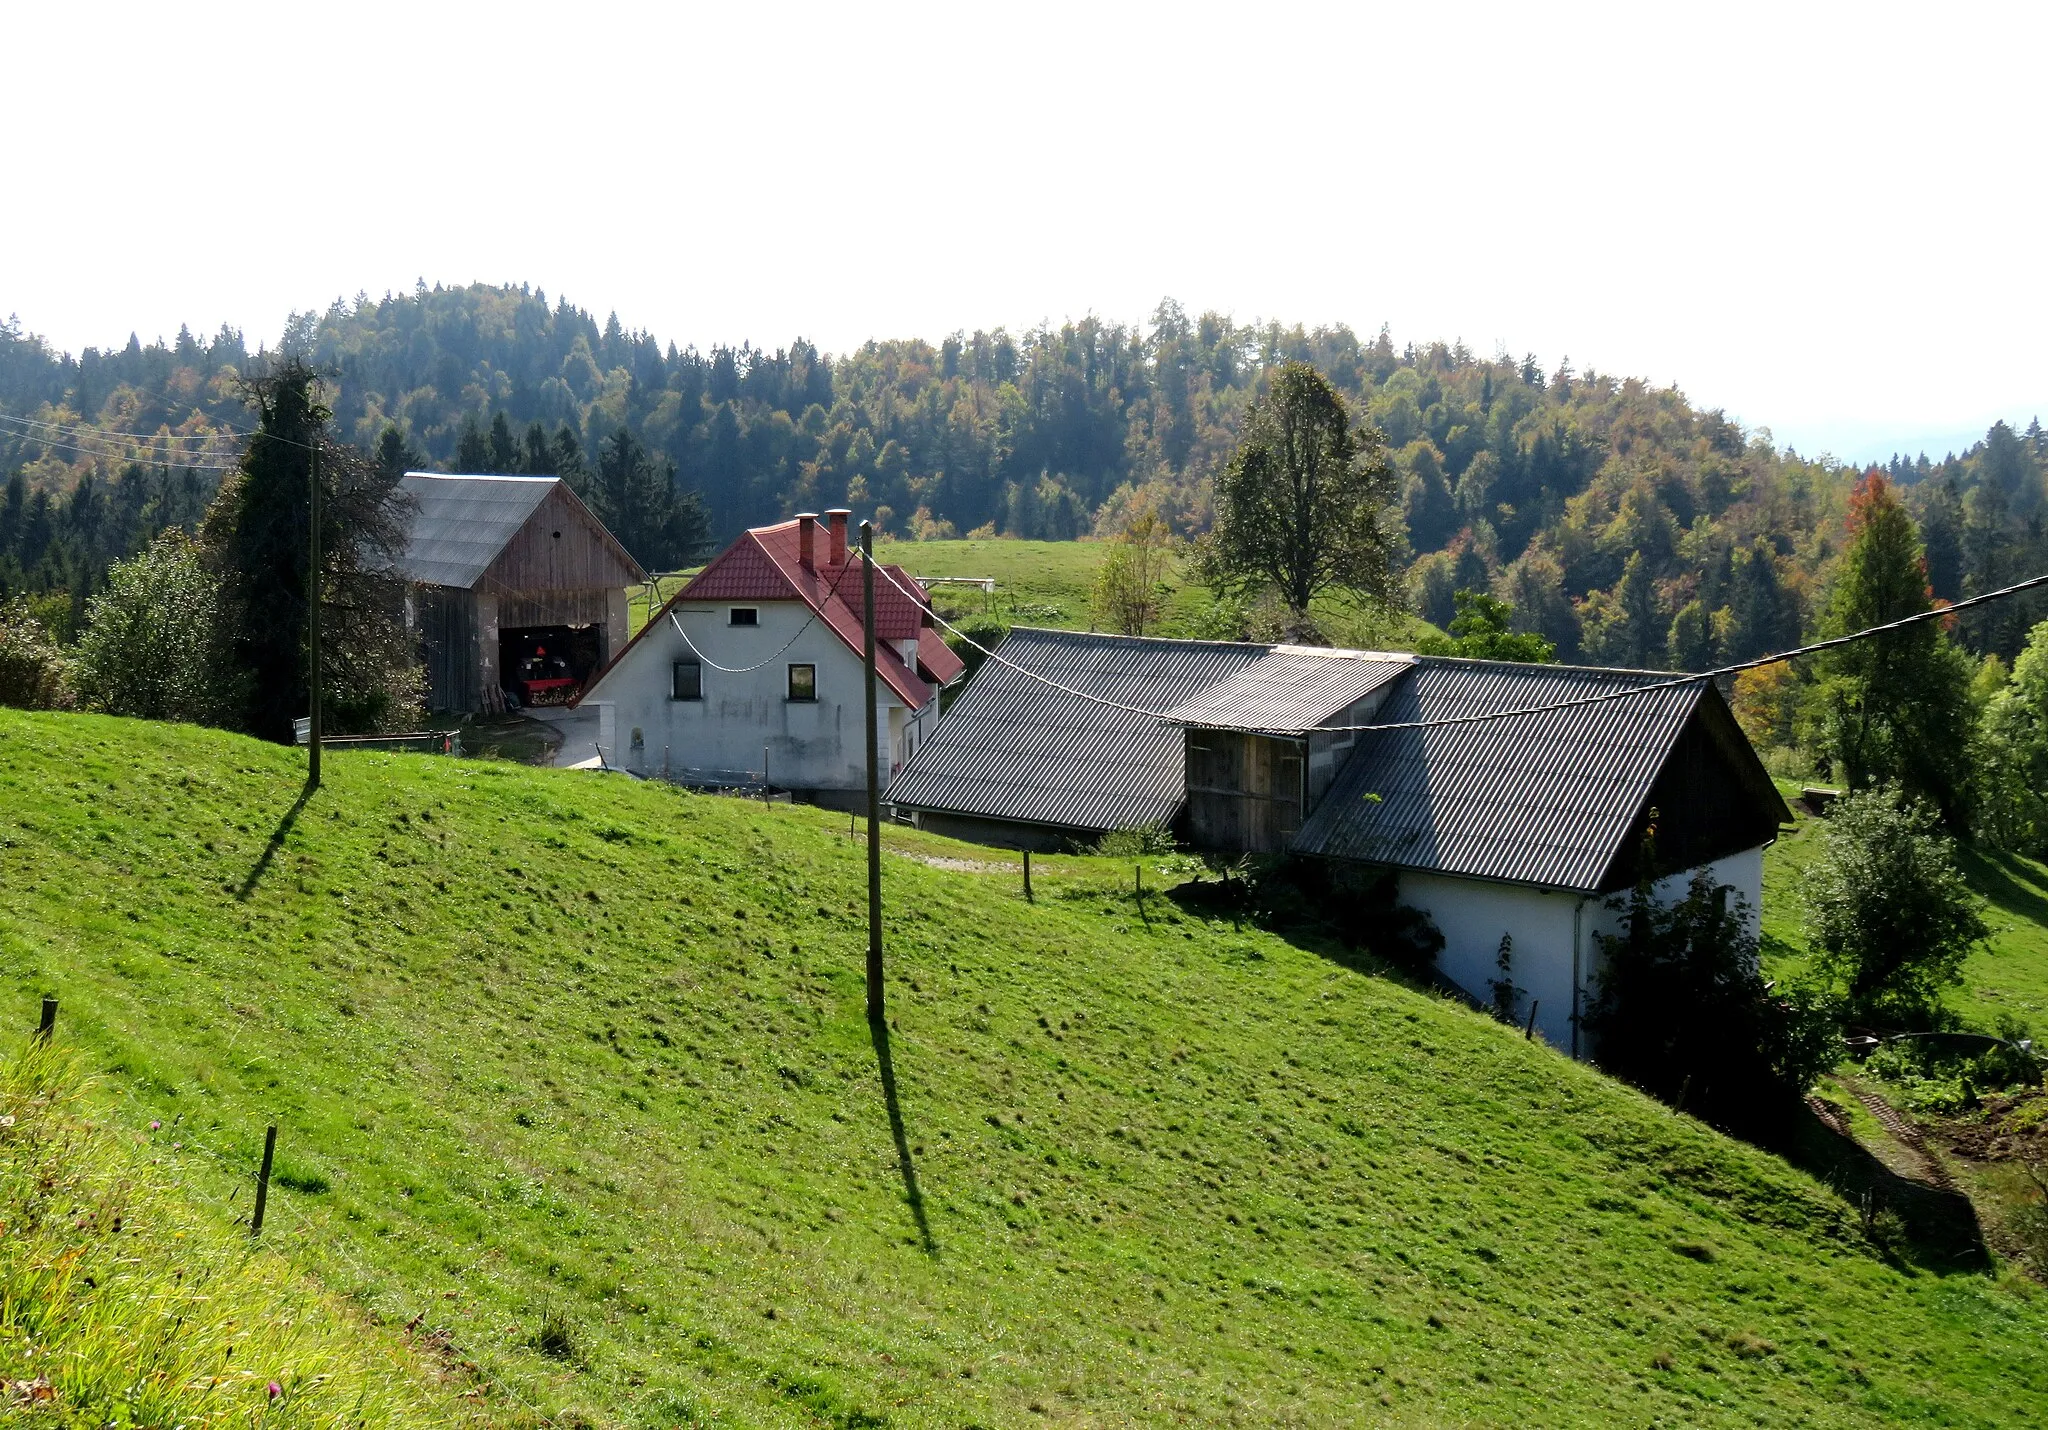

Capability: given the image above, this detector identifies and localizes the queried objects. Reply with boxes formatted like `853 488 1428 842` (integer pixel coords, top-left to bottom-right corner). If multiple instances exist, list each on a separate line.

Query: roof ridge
402 471 558 484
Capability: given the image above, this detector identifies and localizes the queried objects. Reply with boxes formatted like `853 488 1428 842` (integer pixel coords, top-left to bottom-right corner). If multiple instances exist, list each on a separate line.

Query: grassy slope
1762 797 2048 1029
2 712 2044 1427
0 1043 471 1426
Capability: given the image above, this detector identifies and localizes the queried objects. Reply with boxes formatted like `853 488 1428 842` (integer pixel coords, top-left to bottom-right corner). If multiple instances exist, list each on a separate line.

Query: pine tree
454 418 490 474
1812 472 1977 828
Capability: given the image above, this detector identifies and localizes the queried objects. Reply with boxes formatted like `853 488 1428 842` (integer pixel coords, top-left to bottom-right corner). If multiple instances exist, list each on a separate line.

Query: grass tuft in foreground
0 1038 469 1426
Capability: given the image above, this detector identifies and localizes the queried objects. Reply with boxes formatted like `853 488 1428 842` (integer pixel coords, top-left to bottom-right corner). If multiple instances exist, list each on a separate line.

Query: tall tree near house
203 361 422 742
1202 361 1398 637
1810 471 1978 829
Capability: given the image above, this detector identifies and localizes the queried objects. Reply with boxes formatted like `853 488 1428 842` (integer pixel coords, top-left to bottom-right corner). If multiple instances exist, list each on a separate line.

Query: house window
787 663 817 702
729 607 758 626
671 659 702 701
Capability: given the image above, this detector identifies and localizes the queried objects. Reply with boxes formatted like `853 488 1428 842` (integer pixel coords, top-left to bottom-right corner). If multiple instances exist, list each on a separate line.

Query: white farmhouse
576 509 964 803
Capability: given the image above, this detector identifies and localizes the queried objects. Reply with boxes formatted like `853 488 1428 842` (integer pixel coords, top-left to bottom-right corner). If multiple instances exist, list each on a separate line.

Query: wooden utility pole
861 521 884 1025
307 440 323 789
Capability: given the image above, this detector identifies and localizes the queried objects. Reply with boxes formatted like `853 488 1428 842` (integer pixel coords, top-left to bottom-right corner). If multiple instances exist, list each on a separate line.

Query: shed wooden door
1184 732 1304 853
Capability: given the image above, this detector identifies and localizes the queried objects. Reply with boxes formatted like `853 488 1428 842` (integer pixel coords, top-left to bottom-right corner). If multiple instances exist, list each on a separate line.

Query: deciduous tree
1204 362 1397 635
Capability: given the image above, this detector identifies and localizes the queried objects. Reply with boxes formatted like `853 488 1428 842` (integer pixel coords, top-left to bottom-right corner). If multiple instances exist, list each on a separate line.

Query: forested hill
2 285 2044 665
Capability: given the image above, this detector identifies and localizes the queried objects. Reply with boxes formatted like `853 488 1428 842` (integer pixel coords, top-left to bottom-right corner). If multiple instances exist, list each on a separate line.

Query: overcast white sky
4 1 2041 463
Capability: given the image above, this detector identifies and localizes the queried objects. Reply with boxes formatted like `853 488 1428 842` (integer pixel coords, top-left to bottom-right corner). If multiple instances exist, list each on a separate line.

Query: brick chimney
796 512 818 571
825 508 850 566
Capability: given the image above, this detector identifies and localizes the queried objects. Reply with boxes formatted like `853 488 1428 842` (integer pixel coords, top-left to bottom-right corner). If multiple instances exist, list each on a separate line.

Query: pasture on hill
1 710 2045 1427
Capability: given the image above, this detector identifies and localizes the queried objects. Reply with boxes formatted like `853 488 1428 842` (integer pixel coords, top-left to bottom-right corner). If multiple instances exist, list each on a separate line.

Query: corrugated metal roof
394 473 557 588
1165 647 1413 733
887 628 1268 832
1292 659 1705 892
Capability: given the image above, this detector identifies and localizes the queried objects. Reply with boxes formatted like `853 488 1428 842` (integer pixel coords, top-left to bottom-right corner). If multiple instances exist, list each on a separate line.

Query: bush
1095 823 1178 857
0 597 73 710
1584 868 1839 1128
1806 785 1988 1023
73 530 240 724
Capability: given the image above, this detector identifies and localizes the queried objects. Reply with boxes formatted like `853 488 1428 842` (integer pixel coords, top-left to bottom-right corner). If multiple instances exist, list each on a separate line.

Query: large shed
393 473 646 714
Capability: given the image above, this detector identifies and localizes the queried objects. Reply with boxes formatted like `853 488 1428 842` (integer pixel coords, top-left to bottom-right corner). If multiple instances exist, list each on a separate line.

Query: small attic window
729 607 759 626
551 529 562 539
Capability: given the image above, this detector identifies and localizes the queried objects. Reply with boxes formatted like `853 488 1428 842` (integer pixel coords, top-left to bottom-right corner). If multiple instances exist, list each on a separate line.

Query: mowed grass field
876 538 1440 650
3 710 2046 1426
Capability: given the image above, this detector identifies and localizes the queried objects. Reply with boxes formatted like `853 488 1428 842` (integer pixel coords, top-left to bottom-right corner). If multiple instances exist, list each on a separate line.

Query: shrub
0 597 73 710
1806 785 1988 1023
1584 868 1839 1128
73 530 240 724
1095 823 1178 857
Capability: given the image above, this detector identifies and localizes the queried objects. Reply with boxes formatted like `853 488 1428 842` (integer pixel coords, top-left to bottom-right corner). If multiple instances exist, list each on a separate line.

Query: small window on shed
787 663 817 702
671 660 702 701
729 607 758 626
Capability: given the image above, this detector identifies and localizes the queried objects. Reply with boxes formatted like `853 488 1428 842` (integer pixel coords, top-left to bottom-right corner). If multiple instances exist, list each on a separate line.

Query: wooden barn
393 473 646 714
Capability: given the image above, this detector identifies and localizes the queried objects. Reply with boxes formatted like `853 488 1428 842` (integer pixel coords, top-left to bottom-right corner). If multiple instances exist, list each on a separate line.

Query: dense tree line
2 288 2042 674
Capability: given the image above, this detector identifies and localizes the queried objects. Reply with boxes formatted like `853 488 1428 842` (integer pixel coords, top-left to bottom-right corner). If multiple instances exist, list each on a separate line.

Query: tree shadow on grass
869 1017 936 1257
1959 845 2048 929
235 785 313 901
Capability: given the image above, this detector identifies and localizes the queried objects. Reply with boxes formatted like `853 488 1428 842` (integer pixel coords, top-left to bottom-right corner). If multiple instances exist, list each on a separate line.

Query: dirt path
1849 1084 1959 1192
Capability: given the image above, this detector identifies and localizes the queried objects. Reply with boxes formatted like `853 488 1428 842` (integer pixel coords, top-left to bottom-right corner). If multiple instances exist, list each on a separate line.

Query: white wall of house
1396 843 1768 1057
583 599 936 792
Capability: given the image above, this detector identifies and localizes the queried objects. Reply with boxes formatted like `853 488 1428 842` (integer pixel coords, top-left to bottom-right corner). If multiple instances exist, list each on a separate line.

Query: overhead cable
859 550 2048 734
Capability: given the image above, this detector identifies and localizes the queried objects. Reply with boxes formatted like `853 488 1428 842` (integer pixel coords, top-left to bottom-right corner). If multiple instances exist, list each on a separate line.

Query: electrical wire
0 410 243 443
860 549 2048 734
0 424 246 470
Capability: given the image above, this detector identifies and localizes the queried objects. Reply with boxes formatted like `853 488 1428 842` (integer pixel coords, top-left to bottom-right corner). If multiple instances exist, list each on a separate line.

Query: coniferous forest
2 282 2044 671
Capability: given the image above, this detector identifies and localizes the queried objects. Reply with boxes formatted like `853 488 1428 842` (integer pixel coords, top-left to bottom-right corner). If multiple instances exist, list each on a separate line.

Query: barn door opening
500 625 603 708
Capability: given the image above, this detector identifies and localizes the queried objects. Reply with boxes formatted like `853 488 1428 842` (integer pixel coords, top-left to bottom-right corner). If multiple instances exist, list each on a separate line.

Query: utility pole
861 520 884 1026
307 439 323 789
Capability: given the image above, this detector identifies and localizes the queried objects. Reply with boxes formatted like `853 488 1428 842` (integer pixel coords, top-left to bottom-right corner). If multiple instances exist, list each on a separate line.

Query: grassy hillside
875 538 1440 650
0 1041 471 1425
2 711 2045 1426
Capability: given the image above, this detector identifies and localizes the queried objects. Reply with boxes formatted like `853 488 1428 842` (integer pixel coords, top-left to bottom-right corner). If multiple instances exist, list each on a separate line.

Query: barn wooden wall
1184 731 1305 854
481 486 641 593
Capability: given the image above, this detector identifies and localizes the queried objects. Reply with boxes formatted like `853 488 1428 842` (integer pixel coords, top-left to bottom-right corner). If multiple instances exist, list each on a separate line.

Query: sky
4 1 2041 465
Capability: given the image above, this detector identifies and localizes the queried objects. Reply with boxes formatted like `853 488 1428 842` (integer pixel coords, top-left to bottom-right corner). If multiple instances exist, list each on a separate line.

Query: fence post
35 997 56 1042
251 1125 277 1236
1023 848 1033 902
1523 999 1539 1041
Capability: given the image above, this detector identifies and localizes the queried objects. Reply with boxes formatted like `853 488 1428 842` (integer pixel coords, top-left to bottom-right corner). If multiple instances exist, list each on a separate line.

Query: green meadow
1 710 2044 1426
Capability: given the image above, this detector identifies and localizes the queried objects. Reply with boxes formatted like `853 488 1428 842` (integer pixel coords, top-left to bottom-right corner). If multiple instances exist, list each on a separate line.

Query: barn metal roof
1164 647 1414 734
1291 659 1708 892
886 628 1269 833
394 473 557 589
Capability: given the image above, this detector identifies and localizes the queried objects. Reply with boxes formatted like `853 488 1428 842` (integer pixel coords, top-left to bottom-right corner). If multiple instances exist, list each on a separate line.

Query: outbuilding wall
1396 843 1768 1057
584 600 935 791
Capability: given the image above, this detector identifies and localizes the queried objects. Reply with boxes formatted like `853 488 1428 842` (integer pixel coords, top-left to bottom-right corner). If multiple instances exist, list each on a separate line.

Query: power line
862 552 2048 735
0 410 244 443
664 549 865 673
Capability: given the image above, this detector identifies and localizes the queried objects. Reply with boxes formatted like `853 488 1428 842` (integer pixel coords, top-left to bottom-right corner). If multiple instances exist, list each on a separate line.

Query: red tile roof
579 518 960 709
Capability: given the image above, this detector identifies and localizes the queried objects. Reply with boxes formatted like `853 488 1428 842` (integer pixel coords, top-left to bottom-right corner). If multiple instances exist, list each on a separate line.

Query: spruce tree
1812 472 1977 828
